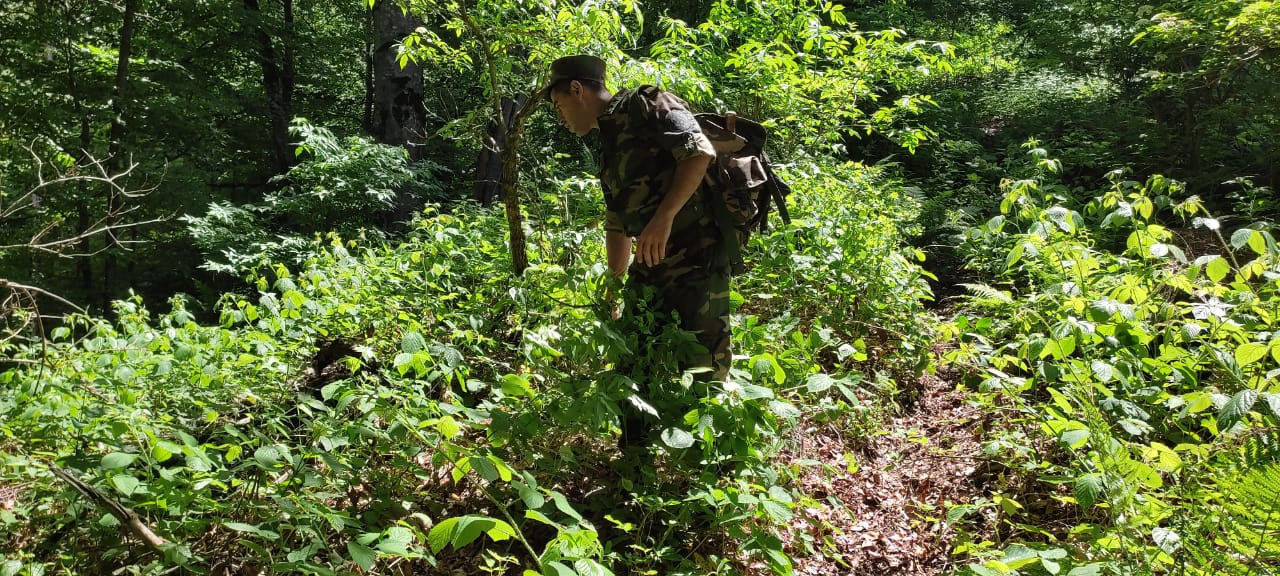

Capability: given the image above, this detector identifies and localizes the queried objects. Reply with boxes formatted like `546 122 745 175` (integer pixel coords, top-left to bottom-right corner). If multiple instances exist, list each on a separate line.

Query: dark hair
550 77 605 96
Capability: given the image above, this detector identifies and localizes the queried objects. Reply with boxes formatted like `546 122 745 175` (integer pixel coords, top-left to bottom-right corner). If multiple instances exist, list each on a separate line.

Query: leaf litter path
764 367 986 575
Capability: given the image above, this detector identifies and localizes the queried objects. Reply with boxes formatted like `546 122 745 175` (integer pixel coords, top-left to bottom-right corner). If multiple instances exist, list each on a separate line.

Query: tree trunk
103 0 139 310
473 97 518 205
499 94 539 276
245 0 294 175
370 0 426 160
59 0 94 306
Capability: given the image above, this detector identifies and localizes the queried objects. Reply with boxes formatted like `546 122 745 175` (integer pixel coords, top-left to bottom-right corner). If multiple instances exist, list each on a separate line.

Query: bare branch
48 464 172 555
1 146 165 257
1 279 86 313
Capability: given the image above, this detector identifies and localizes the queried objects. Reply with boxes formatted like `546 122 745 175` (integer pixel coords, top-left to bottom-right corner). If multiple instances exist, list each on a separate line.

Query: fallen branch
48 464 170 554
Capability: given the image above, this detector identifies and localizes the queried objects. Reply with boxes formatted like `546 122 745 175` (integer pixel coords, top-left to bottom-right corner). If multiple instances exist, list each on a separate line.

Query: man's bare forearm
654 155 712 223
634 155 712 266
606 230 632 277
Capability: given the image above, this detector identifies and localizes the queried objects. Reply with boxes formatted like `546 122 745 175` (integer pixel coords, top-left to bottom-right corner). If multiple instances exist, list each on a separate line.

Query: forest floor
767 356 987 576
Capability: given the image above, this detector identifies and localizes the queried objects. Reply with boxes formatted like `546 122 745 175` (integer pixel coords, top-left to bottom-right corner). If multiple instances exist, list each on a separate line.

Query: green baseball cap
538 54 606 101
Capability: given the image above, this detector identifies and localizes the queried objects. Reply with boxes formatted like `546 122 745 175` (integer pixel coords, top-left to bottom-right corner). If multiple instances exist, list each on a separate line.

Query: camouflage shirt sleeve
604 210 625 234
632 89 716 163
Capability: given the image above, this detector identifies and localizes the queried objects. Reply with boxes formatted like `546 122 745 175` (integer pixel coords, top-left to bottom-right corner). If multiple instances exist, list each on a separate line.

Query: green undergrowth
0 159 933 575
943 145 1280 575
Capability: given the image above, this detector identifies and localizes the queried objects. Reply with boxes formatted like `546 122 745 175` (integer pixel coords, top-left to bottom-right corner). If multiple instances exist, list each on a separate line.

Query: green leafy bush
184 120 445 273
2 155 931 575
946 146 1280 575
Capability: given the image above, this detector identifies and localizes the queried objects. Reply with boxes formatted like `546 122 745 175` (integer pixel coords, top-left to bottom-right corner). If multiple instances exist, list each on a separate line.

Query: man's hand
635 216 673 267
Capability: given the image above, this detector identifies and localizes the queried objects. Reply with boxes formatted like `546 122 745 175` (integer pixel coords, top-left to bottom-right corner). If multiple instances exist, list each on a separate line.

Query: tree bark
500 94 539 276
245 0 295 175
58 0 94 305
103 0 139 310
473 97 517 205
370 0 426 160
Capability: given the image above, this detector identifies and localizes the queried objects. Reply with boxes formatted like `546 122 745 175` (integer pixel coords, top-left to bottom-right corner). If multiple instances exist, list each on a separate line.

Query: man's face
550 81 593 136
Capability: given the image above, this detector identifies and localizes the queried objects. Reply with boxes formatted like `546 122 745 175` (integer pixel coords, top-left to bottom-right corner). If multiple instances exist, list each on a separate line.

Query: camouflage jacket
597 85 718 248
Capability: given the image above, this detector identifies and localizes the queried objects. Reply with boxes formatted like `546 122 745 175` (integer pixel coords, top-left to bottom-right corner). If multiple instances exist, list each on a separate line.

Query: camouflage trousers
616 241 731 448
624 242 732 382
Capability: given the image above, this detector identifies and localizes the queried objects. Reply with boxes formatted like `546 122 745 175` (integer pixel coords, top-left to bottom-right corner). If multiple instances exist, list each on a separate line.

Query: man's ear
569 79 582 98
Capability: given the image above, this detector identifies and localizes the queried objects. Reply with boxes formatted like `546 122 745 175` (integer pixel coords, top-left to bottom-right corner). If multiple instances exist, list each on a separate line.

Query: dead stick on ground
49 464 170 554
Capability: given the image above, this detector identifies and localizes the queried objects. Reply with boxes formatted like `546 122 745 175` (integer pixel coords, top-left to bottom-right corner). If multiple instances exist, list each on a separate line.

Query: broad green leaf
1040 336 1075 360
1218 389 1258 430
806 373 833 393
393 352 414 374
1230 228 1252 249
1205 256 1230 282
574 558 613 576
1005 241 1025 269
740 383 775 400
1000 544 1039 569
1058 429 1089 450
401 331 426 353
549 491 583 522
1143 442 1183 473
1075 474 1103 509
525 509 558 527
456 516 508 549
254 445 281 469
469 456 500 482
347 541 377 571
660 427 695 449
1038 548 1068 560
967 565 999 576
1263 393 1280 418
427 518 457 553
224 522 261 533
111 474 141 496
100 452 136 470
500 374 535 397
769 399 801 420
436 416 460 439
377 526 414 554
543 561 575 576
761 499 792 522
1152 527 1181 554
1234 342 1268 367
151 443 173 463
1248 230 1267 255
515 481 545 510
1090 361 1113 382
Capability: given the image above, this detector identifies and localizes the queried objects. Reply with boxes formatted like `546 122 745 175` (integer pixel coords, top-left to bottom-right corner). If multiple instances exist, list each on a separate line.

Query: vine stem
481 485 542 566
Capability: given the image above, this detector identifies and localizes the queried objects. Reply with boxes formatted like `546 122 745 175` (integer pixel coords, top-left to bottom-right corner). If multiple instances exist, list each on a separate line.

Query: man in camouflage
541 55 731 446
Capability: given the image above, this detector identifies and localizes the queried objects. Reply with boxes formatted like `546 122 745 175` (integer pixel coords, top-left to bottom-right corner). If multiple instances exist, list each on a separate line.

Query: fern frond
959 283 1014 304
1182 462 1280 576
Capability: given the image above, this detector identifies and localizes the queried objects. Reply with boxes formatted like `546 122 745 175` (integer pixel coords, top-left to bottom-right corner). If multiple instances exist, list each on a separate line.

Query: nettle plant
944 146 1280 575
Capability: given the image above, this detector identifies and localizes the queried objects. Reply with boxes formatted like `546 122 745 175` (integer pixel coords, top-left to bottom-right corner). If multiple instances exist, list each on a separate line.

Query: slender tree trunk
499 94 539 276
245 0 294 175
473 97 515 205
370 0 426 160
103 0 139 310
58 0 94 305
363 43 375 134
